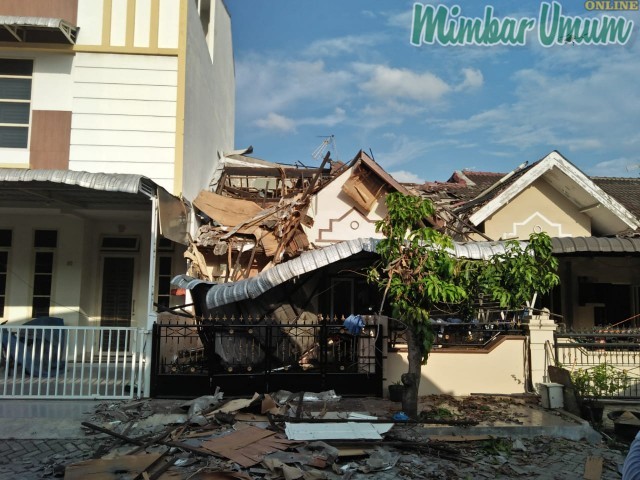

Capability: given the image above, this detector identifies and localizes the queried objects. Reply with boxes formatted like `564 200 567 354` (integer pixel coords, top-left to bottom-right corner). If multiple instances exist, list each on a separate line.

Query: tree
369 193 559 418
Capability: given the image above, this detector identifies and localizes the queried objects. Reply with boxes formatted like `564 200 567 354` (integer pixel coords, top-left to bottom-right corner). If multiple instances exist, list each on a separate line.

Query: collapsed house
184 149 413 290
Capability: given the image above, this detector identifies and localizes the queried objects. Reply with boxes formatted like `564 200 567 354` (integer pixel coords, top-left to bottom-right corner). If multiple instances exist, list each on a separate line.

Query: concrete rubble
0 392 625 479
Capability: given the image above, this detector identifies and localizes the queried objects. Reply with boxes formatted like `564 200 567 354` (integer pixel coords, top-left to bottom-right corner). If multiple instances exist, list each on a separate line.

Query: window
0 229 11 318
32 230 57 318
100 236 139 251
0 59 33 148
157 256 172 310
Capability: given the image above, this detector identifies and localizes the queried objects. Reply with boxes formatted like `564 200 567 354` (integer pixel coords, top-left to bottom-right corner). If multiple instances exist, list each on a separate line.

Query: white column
527 308 557 390
143 195 159 397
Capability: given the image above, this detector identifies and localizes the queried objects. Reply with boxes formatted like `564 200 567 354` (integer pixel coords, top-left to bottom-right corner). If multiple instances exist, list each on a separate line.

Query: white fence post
527 308 557 390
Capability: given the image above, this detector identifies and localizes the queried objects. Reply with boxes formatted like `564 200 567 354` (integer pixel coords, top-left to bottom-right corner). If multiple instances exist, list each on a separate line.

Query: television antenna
312 135 338 162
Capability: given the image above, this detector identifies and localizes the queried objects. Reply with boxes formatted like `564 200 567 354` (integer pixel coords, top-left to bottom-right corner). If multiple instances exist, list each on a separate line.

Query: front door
100 257 134 351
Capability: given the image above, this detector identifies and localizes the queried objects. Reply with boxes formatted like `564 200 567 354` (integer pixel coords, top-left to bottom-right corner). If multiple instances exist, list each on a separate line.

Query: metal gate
151 316 383 398
0 324 147 399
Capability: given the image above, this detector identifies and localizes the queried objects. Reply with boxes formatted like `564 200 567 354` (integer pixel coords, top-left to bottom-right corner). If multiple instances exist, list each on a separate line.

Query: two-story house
0 0 234 398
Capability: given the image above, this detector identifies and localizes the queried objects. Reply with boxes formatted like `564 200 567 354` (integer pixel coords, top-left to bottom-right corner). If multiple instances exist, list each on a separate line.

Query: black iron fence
151 315 383 398
554 329 640 399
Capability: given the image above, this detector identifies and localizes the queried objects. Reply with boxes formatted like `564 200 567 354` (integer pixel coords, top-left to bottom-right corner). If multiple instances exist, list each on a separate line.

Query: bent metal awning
0 16 79 44
172 237 524 310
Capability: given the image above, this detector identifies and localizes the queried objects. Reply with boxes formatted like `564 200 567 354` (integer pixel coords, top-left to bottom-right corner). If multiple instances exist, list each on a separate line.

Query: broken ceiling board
284 422 387 441
63 453 162 480
194 191 263 226
211 393 261 414
583 455 603 480
202 426 301 468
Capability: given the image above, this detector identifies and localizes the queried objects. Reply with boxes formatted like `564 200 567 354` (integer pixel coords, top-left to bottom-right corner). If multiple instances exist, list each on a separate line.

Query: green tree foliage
369 193 560 417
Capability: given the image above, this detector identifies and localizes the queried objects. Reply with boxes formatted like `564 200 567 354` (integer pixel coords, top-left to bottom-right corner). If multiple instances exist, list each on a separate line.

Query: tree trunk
401 328 423 419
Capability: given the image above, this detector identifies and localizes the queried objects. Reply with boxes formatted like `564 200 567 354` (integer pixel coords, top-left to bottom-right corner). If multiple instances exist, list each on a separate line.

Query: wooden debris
427 435 492 442
193 191 262 226
583 455 603 480
64 453 166 480
201 426 301 468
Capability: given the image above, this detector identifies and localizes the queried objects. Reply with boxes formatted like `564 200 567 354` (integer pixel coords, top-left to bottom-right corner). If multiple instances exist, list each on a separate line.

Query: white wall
69 52 178 191
181 0 234 201
1 212 85 326
306 169 387 245
0 209 152 329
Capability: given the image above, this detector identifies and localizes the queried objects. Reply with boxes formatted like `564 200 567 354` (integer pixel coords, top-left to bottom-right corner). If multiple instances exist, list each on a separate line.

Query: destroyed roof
173 237 525 309
352 150 410 196
413 151 640 236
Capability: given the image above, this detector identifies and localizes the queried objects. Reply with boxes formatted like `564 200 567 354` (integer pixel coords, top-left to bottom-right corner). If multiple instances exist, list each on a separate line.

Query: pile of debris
61 390 485 479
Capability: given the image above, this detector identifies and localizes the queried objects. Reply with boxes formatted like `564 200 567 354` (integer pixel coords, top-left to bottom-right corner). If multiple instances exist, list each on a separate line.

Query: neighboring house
0 0 234 398
0 0 234 326
0 0 234 201
412 150 640 330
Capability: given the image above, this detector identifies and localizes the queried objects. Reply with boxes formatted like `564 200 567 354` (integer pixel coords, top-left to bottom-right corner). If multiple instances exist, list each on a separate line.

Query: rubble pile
54 391 627 479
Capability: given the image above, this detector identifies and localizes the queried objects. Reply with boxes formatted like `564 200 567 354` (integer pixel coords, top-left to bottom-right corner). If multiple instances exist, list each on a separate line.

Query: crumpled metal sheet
172 237 521 310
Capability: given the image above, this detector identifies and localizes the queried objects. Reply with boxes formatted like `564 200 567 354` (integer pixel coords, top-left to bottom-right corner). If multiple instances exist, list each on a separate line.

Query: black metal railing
388 317 527 350
151 315 383 398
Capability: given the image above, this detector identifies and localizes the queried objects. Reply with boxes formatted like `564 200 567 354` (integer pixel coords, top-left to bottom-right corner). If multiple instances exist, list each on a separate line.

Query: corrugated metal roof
0 169 156 196
173 238 523 309
0 168 159 211
552 236 640 254
0 16 78 44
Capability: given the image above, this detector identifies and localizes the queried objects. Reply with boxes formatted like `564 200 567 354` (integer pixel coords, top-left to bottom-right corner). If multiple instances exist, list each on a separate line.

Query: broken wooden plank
201 426 300 468
193 191 262 227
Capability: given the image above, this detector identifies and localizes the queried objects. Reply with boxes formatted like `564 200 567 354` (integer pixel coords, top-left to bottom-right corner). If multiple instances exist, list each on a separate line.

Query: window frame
0 59 33 149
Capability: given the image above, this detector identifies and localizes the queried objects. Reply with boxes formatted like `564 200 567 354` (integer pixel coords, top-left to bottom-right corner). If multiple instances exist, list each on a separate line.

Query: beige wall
384 337 528 397
484 178 591 240
307 169 387 246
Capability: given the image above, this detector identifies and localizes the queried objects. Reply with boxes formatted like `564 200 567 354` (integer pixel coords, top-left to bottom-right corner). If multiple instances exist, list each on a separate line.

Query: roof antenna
312 135 337 162
369 148 375 161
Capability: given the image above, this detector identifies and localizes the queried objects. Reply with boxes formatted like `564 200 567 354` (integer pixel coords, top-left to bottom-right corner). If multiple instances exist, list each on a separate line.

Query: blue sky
225 1 640 183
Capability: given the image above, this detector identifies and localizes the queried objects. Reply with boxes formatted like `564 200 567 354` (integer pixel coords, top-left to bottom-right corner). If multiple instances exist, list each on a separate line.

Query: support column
527 308 557 390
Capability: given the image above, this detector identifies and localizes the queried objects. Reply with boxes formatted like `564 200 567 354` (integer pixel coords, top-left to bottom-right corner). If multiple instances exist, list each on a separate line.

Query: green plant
571 363 631 400
368 192 559 419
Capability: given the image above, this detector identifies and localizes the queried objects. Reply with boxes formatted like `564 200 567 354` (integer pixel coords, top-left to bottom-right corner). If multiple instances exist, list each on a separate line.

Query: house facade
414 150 640 330
0 1 235 398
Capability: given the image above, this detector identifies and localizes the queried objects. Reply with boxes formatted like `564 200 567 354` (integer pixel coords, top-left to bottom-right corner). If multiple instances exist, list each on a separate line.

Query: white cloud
456 68 483 91
236 56 354 119
588 157 640 177
255 113 296 133
371 135 433 168
441 46 640 157
354 64 451 102
303 34 386 58
254 108 347 133
390 170 424 183
386 10 413 28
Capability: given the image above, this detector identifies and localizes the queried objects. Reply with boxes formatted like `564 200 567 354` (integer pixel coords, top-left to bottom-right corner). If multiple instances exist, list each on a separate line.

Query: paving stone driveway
0 434 628 479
